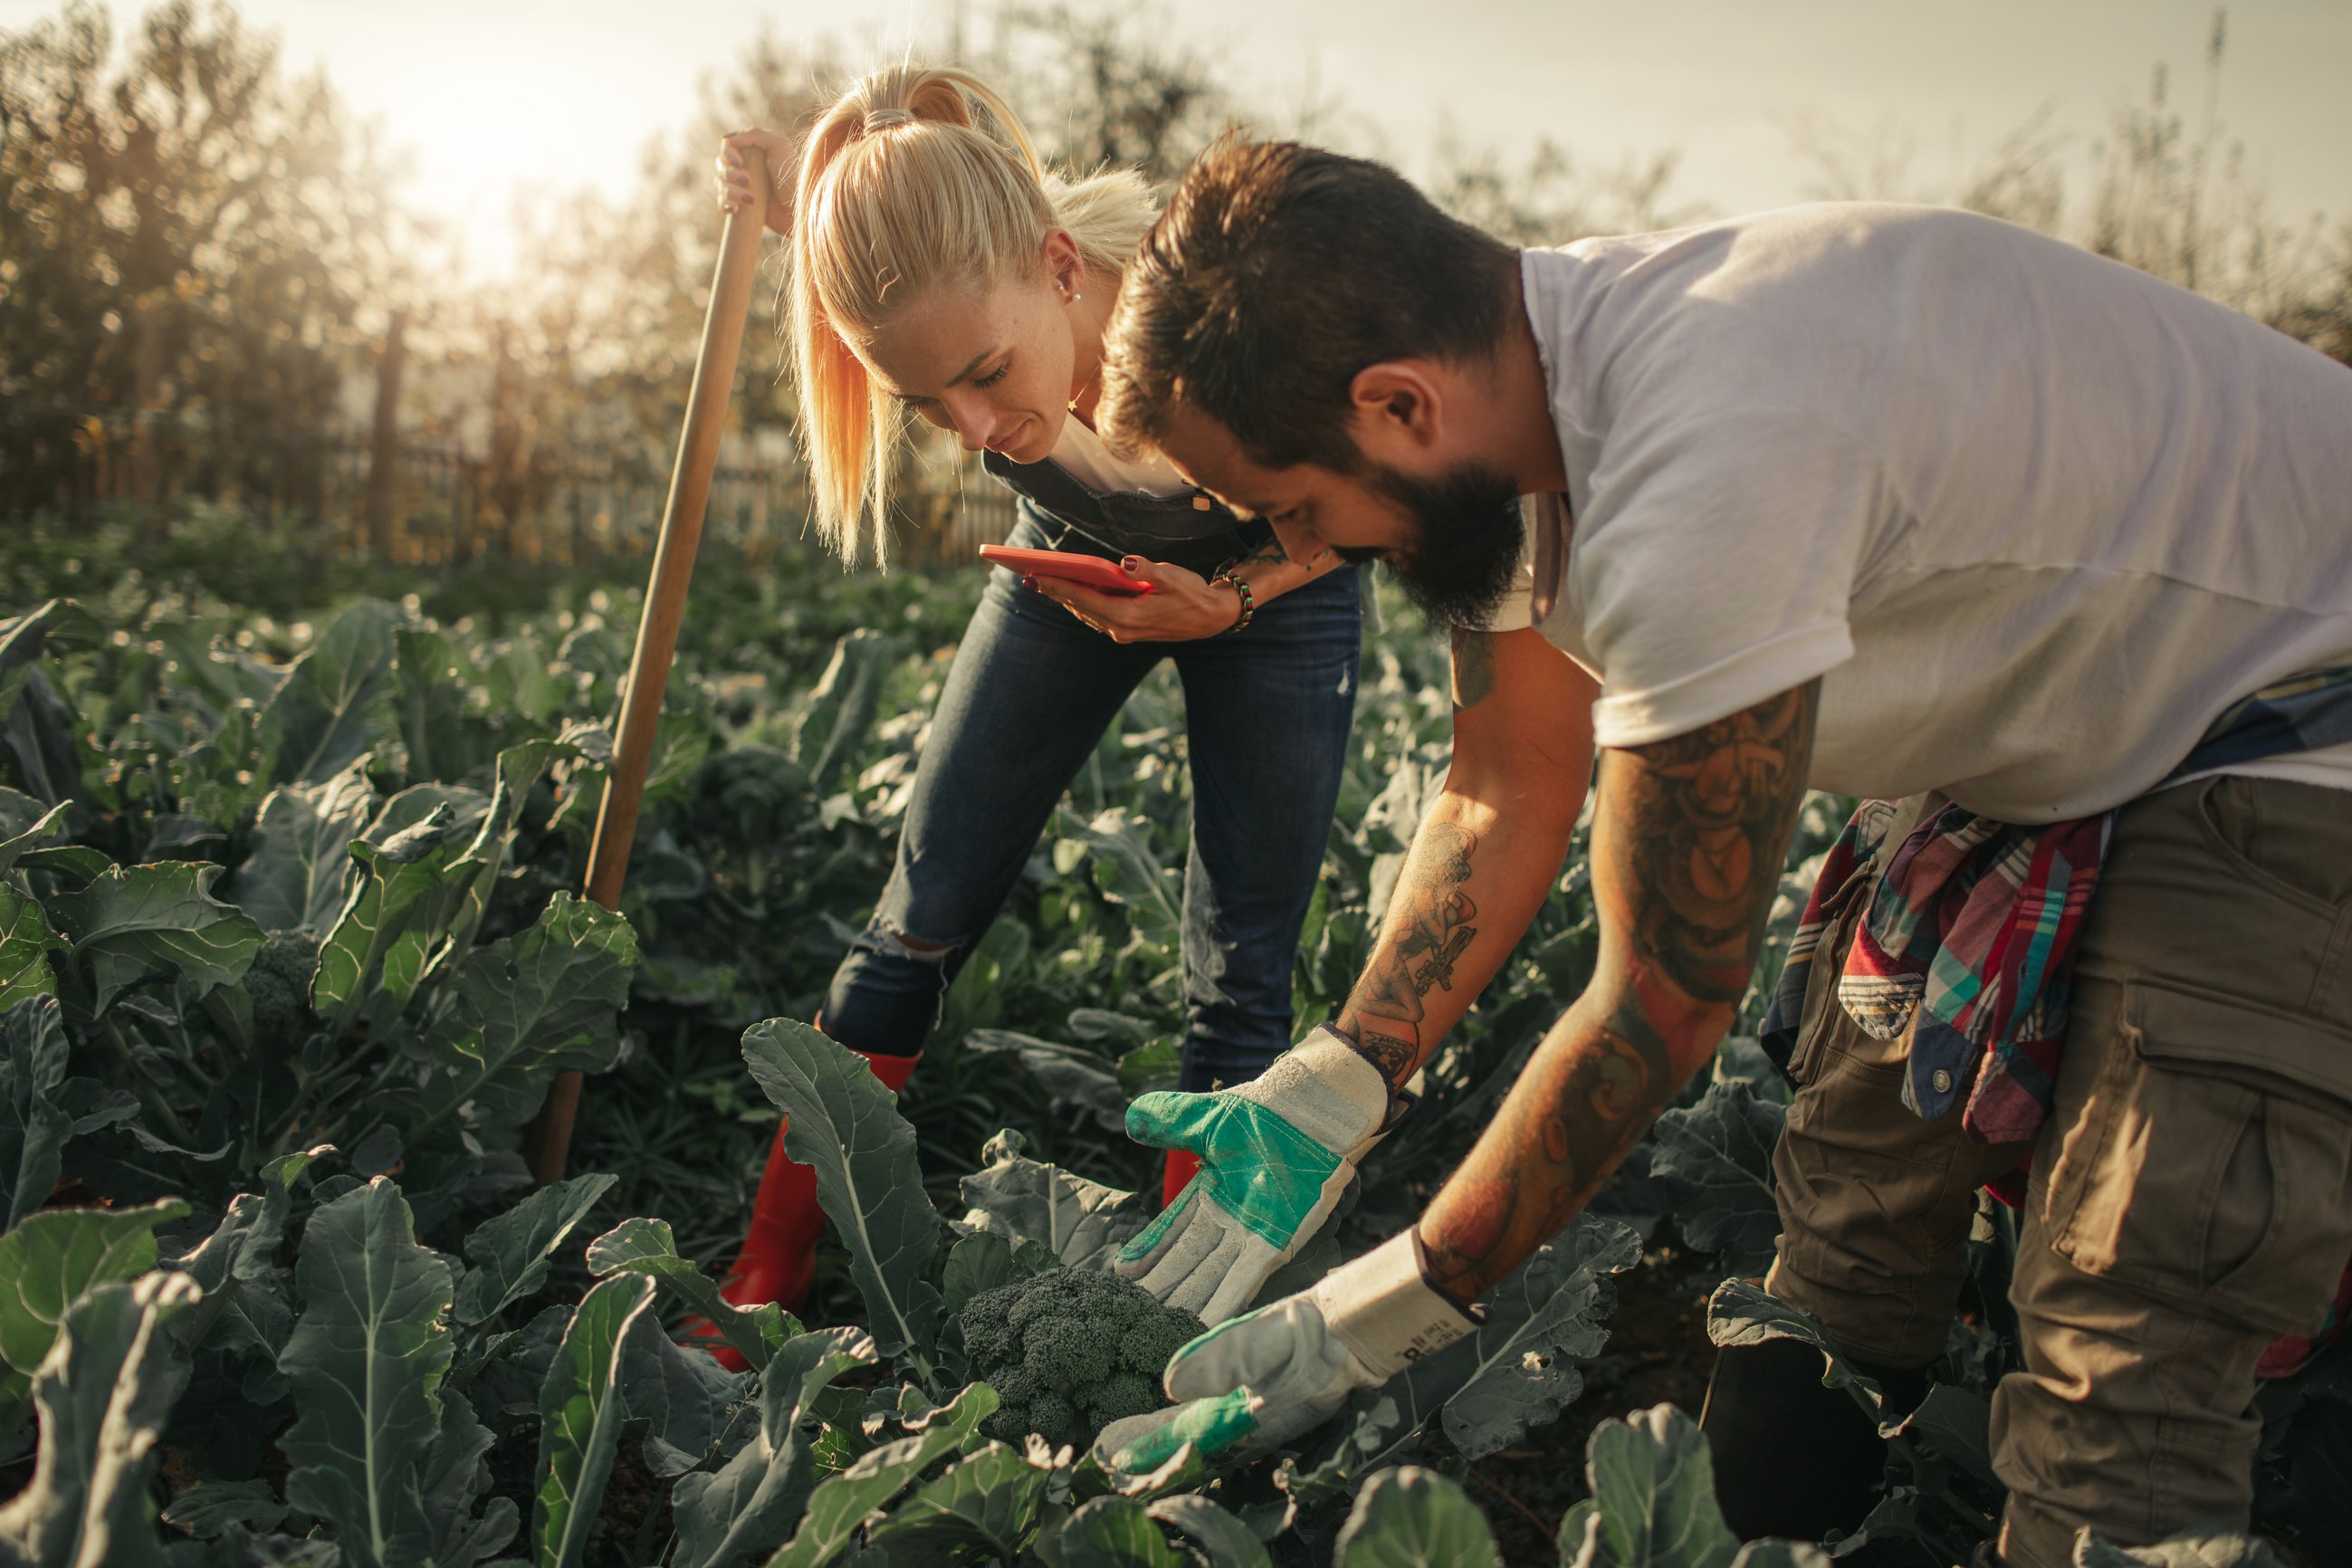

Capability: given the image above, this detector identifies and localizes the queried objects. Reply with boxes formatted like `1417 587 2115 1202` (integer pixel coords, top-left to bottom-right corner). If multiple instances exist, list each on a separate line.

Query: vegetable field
0 559 2344 1567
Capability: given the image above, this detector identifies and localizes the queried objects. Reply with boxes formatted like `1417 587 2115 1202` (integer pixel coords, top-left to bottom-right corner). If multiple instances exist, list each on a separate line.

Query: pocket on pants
2041 978 2352 1337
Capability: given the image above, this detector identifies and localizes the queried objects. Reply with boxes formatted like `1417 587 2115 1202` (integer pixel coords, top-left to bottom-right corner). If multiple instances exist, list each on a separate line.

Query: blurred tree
0 1 401 528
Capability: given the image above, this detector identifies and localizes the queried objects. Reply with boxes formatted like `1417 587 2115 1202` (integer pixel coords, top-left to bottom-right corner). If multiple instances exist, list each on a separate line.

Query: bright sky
8 0 2347 278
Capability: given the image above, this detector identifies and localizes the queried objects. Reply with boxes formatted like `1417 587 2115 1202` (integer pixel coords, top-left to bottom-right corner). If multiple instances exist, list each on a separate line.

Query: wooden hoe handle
523 150 771 1184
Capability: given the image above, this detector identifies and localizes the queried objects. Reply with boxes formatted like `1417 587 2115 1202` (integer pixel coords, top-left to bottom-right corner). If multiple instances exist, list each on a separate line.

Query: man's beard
1348 460 1526 628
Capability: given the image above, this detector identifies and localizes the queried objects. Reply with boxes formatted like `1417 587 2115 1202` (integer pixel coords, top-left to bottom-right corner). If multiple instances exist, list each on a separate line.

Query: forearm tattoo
1336 823 1480 1090
1417 681 1819 1302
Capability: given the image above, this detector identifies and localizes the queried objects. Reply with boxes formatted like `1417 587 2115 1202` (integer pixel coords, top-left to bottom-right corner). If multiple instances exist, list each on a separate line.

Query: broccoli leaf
532 1273 657 1568
617 1306 751 1476
941 1230 1054 1318
0 995 72 1228
405 893 638 1138
232 760 378 934
1052 808 1184 954
964 1028 1131 1133
1388 1214 1640 1462
1703 1278 1887 1423
309 803 471 1028
277 1178 454 1568
670 1325 875 1568
0 1198 190 1375
1053 1495 1193 1566
585 1216 794 1373
45 862 267 1017
861 1442 1046 1562
1334 1467 1501 1568
959 1129 1153 1269
742 1018 944 1378
0 798 67 881
257 599 403 786
0 1272 198 1568
454 1171 617 1326
1559 1405 1743 1568
1151 1494 1275 1568
769 1382 997 1568
1649 1082 1786 1275
0 887 55 1013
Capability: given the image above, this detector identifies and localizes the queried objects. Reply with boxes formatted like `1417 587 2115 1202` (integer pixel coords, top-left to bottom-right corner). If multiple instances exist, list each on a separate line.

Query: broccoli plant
958 1266 1204 1450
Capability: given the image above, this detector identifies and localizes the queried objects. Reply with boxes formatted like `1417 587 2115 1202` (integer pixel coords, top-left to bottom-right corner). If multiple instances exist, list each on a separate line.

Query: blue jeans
822 556 1362 1092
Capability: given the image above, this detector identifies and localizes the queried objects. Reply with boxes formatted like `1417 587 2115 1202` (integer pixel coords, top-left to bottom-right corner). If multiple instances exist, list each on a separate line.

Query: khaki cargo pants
1766 775 2352 1566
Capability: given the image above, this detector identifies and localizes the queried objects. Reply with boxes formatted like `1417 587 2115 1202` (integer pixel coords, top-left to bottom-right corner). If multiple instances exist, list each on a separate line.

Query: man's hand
1114 1027 1391 1324
1096 1230 1476 1471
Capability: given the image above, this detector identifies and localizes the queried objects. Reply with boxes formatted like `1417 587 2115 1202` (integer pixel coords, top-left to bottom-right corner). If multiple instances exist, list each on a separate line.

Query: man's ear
1345 361 1447 464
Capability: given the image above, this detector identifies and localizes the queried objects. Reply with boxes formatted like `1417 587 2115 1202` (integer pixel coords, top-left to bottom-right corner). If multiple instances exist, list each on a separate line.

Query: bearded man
1086 138 2352 1564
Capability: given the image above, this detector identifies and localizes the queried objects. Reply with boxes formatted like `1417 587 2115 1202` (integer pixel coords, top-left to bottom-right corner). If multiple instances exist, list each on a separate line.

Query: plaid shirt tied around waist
1762 665 2352 1149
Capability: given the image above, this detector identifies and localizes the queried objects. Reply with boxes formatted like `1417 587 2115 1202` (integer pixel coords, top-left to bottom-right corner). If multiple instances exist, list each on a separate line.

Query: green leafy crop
958 1266 1203 1450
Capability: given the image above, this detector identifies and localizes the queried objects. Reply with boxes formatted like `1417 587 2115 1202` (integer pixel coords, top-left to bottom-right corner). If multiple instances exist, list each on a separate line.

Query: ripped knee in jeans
869 923 956 964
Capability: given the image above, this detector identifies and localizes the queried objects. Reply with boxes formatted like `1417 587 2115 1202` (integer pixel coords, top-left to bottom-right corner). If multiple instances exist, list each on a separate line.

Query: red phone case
978 544 1156 597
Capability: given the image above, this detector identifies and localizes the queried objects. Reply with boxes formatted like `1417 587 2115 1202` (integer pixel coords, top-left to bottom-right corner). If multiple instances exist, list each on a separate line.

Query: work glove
1115 1026 1393 1324
1096 1229 1479 1472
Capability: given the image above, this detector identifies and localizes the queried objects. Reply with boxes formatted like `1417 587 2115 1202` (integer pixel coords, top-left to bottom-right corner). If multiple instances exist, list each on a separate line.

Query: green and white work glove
1096 1229 1480 1472
1116 1026 1393 1324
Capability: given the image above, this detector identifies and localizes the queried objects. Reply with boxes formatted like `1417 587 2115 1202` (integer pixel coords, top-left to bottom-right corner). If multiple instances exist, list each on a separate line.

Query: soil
1470 1243 1725 1566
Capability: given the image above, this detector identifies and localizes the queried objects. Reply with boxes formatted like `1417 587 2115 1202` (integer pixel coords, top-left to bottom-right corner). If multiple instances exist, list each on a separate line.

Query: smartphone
978 544 1156 597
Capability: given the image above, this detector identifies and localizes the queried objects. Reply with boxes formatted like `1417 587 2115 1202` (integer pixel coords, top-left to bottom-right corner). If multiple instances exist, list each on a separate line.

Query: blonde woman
703 66 1360 1332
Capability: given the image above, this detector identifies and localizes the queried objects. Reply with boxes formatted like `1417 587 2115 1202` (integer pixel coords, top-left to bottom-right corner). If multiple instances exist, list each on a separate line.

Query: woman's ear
1040 228 1085 300
1347 361 1447 461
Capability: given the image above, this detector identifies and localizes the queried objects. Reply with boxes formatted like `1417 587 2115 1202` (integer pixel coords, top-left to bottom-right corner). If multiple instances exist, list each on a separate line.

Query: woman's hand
1027 557 1246 643
715 129 798 237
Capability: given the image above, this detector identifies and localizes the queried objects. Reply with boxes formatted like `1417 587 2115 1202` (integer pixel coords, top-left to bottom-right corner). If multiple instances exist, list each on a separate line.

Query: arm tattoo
1421 991 1674 1300
1611 684 1816 1004
1336 824 1480 1089
1450 629 1497 711
1417 681 1819 1301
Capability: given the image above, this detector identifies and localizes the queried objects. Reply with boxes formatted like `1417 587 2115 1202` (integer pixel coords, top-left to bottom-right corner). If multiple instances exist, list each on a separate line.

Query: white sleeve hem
1590 620 1854 748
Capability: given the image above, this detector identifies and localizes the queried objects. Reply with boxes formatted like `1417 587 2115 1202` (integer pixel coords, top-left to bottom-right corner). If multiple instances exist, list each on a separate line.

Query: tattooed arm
1414 680 1819 1300
1334 626 1599 1090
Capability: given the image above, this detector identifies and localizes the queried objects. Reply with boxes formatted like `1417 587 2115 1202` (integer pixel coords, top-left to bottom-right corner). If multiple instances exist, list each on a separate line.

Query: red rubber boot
693 1043 921 1369
1162 1149 1200 1208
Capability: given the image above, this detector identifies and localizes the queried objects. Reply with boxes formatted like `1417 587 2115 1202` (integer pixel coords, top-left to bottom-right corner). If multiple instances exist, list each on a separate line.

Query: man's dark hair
1099 136 1519 472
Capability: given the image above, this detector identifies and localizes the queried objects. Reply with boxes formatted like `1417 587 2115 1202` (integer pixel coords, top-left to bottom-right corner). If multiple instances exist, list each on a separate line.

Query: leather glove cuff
1312 1229 1482 1381
1244 1025 1393 1158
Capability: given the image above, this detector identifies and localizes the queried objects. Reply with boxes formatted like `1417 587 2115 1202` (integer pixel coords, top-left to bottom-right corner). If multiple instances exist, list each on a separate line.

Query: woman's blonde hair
791 63 1159 565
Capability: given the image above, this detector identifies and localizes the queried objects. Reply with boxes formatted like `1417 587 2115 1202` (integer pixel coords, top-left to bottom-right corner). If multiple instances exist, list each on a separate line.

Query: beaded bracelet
1210 570 1256 636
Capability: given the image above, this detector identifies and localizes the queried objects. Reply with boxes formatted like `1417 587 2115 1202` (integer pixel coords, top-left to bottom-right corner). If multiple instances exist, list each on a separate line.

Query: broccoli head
244 931 320 1045
960 1265 1205 1452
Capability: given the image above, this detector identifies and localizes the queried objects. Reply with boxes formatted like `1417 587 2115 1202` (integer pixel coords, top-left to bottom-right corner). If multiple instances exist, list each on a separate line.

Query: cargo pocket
2041 977 2352 1337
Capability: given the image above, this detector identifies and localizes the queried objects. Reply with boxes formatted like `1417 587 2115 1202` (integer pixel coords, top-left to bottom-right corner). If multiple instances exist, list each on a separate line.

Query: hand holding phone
979 544 1156 598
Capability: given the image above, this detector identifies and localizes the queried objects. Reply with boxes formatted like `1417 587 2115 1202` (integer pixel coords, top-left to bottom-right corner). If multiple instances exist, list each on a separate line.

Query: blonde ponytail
789 64 1159 565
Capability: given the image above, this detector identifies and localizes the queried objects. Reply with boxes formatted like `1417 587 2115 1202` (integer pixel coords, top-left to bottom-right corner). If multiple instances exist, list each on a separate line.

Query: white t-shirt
1491 203 2352 820
1052 416 1193 496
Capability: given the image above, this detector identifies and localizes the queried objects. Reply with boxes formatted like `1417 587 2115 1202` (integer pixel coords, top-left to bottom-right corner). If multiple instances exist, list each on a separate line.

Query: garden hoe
522 149 770 1184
